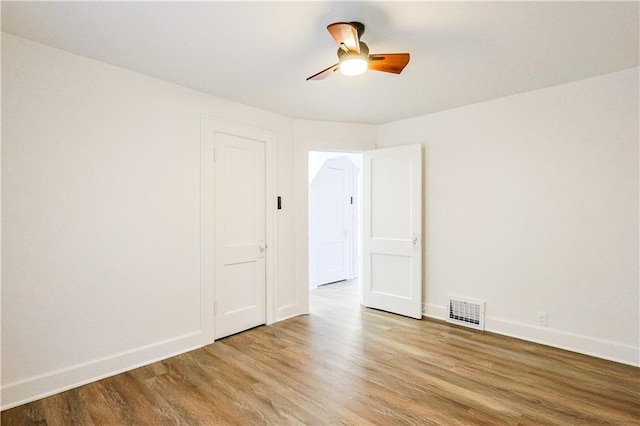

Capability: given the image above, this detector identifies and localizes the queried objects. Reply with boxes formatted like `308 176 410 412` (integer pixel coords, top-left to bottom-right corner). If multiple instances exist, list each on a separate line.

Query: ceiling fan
307 21 410 81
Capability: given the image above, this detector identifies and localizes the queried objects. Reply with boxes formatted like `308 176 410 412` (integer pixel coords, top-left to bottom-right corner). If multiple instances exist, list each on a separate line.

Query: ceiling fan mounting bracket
350 21 365 38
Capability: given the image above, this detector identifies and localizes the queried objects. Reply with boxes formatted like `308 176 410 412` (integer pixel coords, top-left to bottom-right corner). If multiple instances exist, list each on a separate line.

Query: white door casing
295 138 376 317
363 144 423 319
309 156 356 287
201 117 276 345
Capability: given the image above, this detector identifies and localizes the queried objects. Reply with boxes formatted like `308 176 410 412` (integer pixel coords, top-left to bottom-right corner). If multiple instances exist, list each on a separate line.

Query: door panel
371 156 412 238
371 254 412 297
214 133 266 339
221 263 257 313
363 144 422 319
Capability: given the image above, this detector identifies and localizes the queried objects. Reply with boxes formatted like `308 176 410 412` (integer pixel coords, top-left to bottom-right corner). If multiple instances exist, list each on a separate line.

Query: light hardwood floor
3 280 639 425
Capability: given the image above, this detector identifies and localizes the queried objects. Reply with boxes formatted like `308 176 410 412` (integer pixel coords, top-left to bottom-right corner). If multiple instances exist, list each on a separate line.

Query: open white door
363 144 422 319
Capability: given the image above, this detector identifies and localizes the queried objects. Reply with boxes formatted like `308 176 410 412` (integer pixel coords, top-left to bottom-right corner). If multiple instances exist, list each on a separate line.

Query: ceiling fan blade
368 53 411 74
327 22 360 54
306 63 339 81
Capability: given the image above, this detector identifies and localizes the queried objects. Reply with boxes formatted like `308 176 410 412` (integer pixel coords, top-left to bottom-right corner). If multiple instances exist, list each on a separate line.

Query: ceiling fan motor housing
338 41 369 59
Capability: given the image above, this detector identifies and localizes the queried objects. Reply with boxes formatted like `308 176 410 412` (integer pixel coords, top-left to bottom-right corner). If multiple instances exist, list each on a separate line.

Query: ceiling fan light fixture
306 21 409 81
339 52 368 76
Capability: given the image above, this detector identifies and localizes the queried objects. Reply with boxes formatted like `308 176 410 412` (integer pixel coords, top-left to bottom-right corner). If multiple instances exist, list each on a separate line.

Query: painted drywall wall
0 30 3 410
378 68 640 365
1 33 298 408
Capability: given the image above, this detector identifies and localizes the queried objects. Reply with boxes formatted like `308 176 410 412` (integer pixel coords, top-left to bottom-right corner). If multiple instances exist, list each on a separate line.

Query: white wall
1 33 298 408
378 68 640 366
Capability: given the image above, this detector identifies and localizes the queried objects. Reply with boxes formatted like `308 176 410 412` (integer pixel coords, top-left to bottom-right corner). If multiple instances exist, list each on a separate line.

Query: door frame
295 137 376 314
201 116 277 345
309 155 358 288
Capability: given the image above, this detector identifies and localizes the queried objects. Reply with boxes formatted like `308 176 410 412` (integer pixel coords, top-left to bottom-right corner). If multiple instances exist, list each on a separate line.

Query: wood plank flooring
3 280 640 425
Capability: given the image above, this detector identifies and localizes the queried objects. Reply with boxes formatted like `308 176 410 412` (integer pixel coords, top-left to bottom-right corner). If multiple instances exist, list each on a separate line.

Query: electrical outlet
537 312 548 327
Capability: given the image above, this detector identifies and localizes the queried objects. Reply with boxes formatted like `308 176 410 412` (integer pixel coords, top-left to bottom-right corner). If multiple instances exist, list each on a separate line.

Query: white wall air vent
447 297 485 331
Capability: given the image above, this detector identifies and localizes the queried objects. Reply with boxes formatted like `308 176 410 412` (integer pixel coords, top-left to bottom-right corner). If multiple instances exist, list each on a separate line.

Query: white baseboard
276 303 304 322
423 303 639 367
275 302 308 322
423 302 448 319
1 331 202 411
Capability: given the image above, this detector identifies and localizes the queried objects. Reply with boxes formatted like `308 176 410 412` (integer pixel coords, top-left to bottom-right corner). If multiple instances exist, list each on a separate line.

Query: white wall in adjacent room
378 68 640 365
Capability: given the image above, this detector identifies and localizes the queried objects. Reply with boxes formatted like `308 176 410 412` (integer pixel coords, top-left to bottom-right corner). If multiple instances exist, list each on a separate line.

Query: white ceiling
2 1 638 124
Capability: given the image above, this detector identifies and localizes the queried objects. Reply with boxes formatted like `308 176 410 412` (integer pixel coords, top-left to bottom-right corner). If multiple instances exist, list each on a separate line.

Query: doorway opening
308 151 363 305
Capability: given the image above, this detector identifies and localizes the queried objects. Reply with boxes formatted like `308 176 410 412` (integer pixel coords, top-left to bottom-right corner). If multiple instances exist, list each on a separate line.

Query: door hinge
350 196 354 205
213 301 217 315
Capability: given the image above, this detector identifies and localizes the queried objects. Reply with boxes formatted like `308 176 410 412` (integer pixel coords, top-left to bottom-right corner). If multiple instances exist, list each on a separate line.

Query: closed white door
214 133 266 339
309 157 355 287
363 144 422 319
